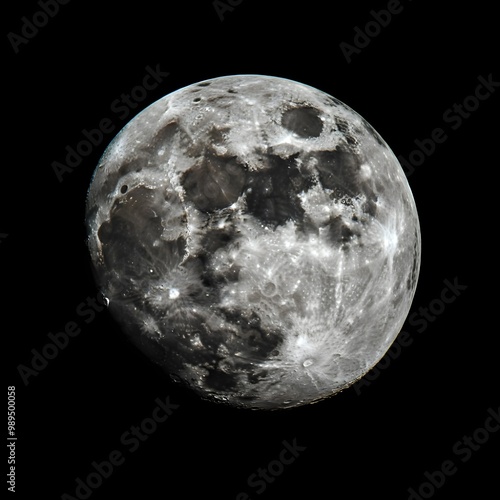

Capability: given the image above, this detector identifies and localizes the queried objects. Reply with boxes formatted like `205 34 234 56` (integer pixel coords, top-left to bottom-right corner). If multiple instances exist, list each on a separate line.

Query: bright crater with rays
85 75 421 409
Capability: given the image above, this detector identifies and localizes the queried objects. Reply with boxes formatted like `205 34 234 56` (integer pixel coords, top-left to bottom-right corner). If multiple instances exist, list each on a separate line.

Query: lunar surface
85 75 421 409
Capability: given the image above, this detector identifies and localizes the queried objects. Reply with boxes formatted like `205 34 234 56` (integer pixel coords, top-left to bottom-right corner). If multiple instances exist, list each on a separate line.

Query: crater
281 106 323 138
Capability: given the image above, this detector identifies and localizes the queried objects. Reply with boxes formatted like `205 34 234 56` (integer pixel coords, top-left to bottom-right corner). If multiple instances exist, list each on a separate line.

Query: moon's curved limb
86 75 421 409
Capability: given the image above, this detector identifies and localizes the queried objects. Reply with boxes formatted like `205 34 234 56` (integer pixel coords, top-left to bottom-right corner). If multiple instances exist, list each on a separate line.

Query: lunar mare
85 75 421 409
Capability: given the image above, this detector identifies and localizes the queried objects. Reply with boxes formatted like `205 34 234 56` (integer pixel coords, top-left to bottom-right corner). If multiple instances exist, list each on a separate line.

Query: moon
85 75 421 409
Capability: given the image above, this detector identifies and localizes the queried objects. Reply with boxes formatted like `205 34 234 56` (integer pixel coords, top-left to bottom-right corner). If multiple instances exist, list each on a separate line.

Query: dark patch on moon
326 216 357 246
200 226 238 254
310 148 379 218
200 260 240 290
245 153 312 227
248 370 268 385
362 198 378 218
312 148 362 197
148 120 180 153
205 367 239 392
281 106 323 138
182 154 247 212
98 186 186 281
226 310 283 360
297 214 321 236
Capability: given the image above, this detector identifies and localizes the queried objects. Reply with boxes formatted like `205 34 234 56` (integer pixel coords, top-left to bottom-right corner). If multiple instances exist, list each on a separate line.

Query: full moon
85 75 421 409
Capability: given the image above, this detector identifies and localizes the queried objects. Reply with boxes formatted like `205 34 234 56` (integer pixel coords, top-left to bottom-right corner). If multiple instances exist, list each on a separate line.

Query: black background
4 1 498 499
